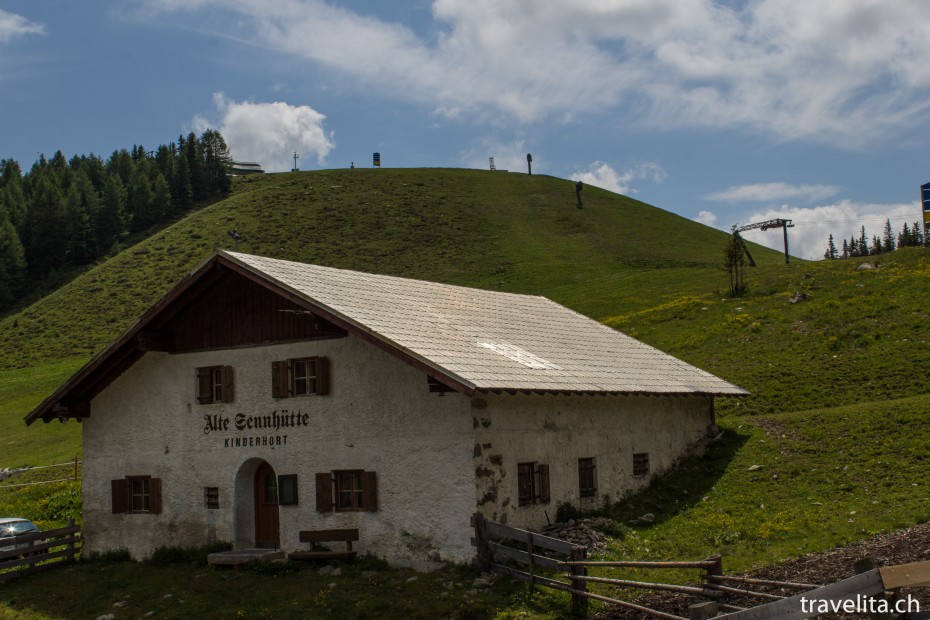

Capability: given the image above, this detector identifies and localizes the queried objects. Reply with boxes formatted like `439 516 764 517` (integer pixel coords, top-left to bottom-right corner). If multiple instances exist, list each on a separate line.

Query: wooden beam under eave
136 331 173 352
44 401 89 423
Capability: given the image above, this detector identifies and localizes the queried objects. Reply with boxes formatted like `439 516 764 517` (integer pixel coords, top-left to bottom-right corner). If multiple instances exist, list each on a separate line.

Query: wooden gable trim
25 257 229 426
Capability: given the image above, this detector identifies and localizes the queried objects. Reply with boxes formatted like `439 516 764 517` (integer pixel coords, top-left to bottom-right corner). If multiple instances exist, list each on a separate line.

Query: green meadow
2 168 928 618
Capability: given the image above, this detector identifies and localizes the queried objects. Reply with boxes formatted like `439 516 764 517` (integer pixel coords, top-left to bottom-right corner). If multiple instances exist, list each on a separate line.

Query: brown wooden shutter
315 472 333 512
317 357 330 396
196 368 212 404
111 479 128 514
362 471 378 512
537 464 550 504
220 366 235 403
271 361 288 398
149 478 163 514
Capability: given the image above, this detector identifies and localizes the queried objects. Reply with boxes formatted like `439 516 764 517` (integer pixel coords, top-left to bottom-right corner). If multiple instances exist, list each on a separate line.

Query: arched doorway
254 461 280 548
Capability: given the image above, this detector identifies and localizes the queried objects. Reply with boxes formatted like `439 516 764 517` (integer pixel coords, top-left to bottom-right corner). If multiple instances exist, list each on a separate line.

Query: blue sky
3 1 930 260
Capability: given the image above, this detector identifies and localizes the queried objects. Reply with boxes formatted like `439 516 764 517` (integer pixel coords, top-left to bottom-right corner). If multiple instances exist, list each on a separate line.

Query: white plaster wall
472 393 713 529
82 334 475 567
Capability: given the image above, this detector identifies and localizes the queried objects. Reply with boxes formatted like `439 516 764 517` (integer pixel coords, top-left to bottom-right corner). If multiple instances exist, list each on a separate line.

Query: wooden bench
287 528 359 562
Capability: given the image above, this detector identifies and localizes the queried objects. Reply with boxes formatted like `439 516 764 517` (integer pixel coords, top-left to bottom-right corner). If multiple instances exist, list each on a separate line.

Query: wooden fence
473 514 930 619
0 518 81 581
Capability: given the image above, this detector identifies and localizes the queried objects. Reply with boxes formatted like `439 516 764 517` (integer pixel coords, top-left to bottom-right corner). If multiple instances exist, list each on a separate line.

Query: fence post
689 601 718 620
855 557 896 620
527 532 535 584
473 513 490 569
569 545 588 618
66 518 76 562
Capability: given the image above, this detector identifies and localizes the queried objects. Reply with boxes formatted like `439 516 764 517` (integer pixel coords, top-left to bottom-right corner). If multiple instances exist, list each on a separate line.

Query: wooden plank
575 574 721 598
482 520 576 555
0 546 81 572
879 560 930 589
0 534 81 562
488 562 687 620
486 541 561 569
561 559 719 569
716 570 885 620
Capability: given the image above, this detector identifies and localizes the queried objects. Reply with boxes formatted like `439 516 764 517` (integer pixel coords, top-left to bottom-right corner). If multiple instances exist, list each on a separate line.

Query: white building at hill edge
26 251 746 568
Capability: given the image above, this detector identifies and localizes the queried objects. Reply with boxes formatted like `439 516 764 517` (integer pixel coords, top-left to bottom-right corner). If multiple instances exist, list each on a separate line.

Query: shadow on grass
606 428 751 531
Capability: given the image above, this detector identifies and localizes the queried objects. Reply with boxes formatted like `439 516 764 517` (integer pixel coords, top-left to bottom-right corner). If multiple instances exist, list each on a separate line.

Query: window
111 476 162 514
315 470 377 512
272 357 330 398
197 366 234 404
205 487 219 509
278 474 298 506
517 462 550 507
633 453 650 477
578 458 597 499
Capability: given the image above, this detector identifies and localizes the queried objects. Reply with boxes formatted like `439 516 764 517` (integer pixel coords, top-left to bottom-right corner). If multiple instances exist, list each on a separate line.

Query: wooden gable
166 271 346 352
26 258 348 425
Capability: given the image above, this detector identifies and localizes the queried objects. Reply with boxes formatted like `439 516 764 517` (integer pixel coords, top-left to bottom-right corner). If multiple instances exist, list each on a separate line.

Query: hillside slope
0 168 783 371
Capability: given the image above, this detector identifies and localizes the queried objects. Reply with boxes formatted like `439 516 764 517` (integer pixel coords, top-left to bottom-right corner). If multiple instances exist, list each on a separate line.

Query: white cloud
706 182 842 204
738 200 920 260
148 0 930 148
192 93 334 173
0 10 44 42
571 161 666 195
695 210 717 227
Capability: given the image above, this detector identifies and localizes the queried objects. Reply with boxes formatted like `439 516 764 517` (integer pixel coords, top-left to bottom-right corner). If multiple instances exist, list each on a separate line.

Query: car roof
0 518 32 525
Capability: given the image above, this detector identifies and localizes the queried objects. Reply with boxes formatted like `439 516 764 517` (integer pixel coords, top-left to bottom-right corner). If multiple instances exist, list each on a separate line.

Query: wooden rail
0 519 81 581
474 516 930 619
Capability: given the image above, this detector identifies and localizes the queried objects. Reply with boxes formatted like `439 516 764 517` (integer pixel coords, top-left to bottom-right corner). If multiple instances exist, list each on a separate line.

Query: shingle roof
223 251 747 396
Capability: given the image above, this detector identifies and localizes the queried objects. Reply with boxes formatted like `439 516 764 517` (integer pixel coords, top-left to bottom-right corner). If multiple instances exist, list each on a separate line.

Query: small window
130 477 150 512
633 453 650 477
278 474 298 506
205 487 219 509
197 366 234 404
315 470 377 512
111 476 162 514
578 458 597 499
272 357 330 398
518 462 550 506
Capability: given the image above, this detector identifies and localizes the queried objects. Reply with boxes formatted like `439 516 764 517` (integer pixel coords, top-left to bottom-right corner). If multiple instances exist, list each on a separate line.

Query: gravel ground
594 522 930 619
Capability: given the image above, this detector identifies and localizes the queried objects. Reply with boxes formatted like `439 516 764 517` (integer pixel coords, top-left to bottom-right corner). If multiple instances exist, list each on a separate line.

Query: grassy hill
3 167 930 618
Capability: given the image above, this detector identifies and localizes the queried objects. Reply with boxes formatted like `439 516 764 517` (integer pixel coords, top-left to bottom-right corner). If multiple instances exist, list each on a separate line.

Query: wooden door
254 461 280 548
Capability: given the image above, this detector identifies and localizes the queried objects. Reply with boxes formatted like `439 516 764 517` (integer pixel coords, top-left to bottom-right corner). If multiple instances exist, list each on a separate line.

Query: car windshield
1 521 39 536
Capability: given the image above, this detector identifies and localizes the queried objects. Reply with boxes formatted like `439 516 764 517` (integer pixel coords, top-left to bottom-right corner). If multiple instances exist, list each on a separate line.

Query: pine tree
914 221 925 246
23 169 67 277
841 238 849 258
64 170 100 264
107 149 133 185
0 204 26 309
175 153 193 210
97 173 127 253
859 226 868 254
0 159 26 232
128 164 157 232
824 234 838 259
153 173 172 220
882 219 895 252
870 235 882 255
899 222 911 248
200 129 232 196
